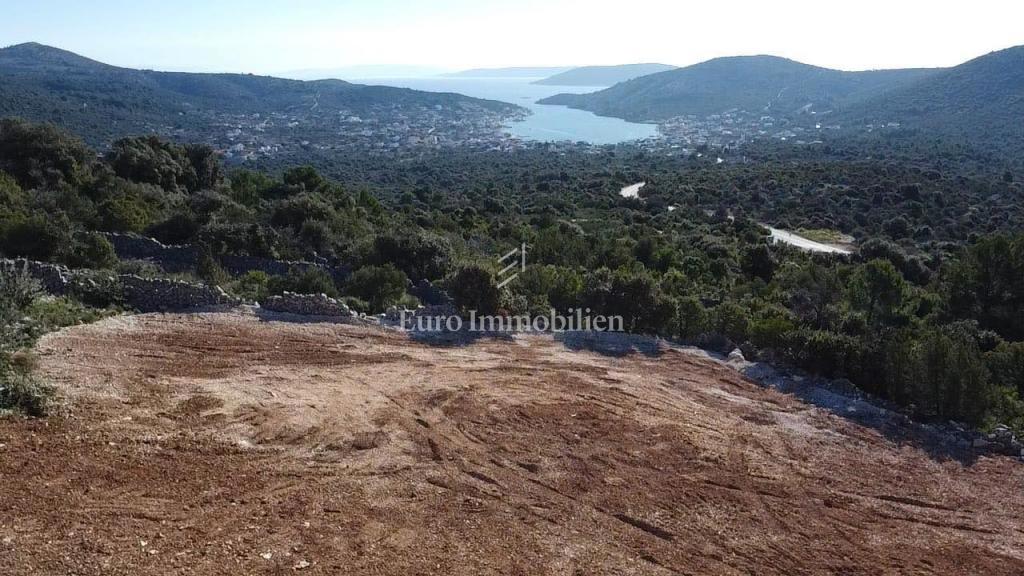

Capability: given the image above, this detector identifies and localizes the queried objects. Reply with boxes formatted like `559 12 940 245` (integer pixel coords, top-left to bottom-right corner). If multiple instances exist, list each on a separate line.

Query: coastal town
167 102 530 164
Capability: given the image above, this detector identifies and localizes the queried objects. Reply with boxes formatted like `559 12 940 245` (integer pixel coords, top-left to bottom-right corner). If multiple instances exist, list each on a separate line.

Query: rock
727 348 746 362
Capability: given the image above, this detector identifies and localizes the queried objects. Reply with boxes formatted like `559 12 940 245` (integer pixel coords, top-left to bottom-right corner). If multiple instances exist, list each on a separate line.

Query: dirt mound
1 310 1022 575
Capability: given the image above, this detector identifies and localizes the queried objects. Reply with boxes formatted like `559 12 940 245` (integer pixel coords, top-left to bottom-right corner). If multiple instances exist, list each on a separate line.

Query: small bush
0 369 54 417
63 232 118 269
267 268 339 298
227 271 270 302
345 265 408 312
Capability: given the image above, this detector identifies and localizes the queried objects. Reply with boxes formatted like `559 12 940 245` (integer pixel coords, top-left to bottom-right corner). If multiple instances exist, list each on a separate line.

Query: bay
354 77 660 144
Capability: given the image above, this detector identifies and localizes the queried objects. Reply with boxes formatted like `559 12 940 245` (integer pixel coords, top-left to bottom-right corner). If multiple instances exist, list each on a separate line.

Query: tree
912 328 991 424
850 259 906 327
741 244 776 282
986 342 1024 396
448 265 500 316
0 171 26 212
366 232 454 282
711 301 750 343
674 296 707 341
107 136 189 193
0 214 70 261
0 118 92 190
346 265 408 312
943 235 1024 341
64 232 117 269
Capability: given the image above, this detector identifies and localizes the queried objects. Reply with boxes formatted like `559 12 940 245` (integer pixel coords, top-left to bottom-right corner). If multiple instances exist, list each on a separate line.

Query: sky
1 0 1022 74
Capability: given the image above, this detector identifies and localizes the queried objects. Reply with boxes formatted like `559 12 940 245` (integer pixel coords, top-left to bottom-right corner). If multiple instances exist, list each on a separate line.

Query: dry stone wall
99 232 349 282
260 293 357 317
2 258 239 312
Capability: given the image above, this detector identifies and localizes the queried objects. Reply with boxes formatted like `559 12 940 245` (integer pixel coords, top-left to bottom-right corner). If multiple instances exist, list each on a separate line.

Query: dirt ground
1 310 1022 575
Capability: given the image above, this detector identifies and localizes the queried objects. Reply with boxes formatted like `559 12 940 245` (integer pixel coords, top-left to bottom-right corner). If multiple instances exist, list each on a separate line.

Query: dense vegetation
840 46 1024 156
1 117 1023 434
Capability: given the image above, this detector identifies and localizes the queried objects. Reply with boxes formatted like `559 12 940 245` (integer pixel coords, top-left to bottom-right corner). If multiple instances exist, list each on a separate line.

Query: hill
0 42 524 147
539 56 938 121
4 310 1022 574
840 45 1024 149
533 63 677 86
442 66 574 78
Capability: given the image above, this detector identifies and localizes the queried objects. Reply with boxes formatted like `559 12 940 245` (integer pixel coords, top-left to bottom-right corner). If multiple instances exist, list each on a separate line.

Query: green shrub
345 265 408 312
0 214 70 261
447 264 500 316
63 232 118 269
986 342 1024 395
228 271 270 302
0 369 54 417
673 296 708 341
268 268 339 298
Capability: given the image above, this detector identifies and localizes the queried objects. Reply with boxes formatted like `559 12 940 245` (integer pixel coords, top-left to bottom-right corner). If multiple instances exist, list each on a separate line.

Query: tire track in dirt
1 309 1021 575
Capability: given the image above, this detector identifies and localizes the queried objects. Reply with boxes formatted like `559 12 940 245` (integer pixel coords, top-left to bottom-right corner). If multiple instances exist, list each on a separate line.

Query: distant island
533 63 676 86
442 66 574 79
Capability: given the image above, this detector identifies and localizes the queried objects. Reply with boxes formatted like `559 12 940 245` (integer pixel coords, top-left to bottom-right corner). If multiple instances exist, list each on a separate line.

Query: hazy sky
2 0 1022 74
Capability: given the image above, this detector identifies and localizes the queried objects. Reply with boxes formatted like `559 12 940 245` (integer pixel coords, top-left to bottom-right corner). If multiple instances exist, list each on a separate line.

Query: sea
352 77 659 144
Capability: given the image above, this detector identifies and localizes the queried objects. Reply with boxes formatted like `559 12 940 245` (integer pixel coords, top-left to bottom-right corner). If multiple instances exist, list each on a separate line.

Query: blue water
354 77 660 144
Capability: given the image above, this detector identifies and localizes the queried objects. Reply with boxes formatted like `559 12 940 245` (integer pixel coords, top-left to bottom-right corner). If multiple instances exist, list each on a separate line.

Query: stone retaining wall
102 233 199 274
260 292 356 317
120 275 239 312
2 258 239 312
99 232 349 282
1 259 73 295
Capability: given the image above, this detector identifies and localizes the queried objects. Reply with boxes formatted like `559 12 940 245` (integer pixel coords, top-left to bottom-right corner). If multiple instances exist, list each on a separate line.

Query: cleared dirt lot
1 310 1022 575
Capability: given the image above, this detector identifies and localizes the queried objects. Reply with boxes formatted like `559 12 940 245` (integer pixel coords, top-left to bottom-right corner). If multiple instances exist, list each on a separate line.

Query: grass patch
795 228 847 244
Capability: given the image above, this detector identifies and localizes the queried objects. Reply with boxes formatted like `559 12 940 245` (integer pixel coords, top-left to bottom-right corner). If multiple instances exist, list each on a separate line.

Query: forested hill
533 63 677 86
839 46 1024 149
0 42 523 146
538 56 938 121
